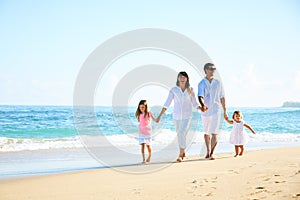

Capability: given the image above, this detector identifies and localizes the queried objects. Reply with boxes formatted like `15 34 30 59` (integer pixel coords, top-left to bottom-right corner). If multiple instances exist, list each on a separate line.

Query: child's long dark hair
135 100 150 120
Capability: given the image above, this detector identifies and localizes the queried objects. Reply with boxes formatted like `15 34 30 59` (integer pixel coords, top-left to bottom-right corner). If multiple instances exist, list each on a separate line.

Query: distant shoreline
282 101 300 107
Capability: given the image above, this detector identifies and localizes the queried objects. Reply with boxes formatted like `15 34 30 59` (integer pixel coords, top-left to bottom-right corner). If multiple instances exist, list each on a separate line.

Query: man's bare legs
204 134 217 160
210 134 218 159
204 134 211 159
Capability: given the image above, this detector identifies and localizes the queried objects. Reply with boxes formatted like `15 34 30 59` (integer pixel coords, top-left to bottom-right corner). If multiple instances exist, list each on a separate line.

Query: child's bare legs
239 145 244 156
146 144 152 163
234 145 239 157
141 143 146 163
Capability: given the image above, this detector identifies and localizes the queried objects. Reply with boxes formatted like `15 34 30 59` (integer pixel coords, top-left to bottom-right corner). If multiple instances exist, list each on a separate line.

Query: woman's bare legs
177 148 185 162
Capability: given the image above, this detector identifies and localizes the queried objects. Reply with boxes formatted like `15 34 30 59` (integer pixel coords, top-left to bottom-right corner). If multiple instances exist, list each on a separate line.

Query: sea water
0 105 299 179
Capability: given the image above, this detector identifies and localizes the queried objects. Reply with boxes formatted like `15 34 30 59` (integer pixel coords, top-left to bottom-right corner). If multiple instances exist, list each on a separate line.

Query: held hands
155 116 161 123
224 112 229 120
197 105 208 112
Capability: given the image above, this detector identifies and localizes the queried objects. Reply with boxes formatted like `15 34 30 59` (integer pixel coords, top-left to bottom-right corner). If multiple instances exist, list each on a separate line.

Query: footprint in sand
271 190 282 196
248 163 257 168
132 188 142 195
228 169 239 174
251 186 269 197
205 192 213 196
274 174 280 177
290 170 300 177
292 193 300 198
275 180 286 183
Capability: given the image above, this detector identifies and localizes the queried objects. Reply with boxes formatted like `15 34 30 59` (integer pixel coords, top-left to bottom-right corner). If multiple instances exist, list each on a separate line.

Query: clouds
222 64 295 107
290 70 300 101
0 75 72 105
1 1 300 107
95 73 120 106
294 70 300 89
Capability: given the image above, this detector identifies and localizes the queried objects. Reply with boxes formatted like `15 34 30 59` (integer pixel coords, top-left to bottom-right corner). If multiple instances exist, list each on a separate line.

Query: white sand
0 147 299 200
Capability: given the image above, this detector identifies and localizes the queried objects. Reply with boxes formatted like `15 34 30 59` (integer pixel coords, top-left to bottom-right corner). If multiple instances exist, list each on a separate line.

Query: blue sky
1 0 300 107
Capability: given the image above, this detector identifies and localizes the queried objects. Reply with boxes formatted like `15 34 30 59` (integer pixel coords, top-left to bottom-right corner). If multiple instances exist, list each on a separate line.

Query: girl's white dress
229 120 249 145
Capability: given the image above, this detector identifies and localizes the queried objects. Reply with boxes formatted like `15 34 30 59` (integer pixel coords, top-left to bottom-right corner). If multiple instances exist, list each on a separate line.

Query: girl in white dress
225 111 256 157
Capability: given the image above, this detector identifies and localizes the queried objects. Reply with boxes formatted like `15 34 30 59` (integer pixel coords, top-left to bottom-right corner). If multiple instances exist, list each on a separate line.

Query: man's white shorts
201 113 221 135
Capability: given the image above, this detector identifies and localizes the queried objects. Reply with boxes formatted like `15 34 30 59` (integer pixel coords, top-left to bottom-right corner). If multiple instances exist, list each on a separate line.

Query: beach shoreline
1 140 300 181
1 146 299 200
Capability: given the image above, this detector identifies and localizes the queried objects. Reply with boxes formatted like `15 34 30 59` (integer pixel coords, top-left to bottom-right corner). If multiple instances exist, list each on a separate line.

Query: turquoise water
1 106 299 140
0 105 299 179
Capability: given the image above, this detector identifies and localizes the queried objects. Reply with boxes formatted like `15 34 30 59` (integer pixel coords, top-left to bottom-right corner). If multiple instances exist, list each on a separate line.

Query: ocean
1 105 300 179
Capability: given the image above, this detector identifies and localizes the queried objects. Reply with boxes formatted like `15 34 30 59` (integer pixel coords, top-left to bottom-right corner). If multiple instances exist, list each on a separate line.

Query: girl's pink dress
138 112 152 145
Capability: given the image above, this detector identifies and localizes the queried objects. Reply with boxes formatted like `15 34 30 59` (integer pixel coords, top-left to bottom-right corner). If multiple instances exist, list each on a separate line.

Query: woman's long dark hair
176 71 192 95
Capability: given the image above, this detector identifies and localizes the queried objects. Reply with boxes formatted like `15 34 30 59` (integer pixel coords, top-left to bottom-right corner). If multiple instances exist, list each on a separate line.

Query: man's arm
198 96 208 112
221 97 228 120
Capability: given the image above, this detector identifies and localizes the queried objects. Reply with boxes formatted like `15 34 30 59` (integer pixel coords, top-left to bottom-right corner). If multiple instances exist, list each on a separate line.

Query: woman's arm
156 108 167 123
190 88 200 109
156 89 173 122
163 90 174 108
150 112 159 123
221 97 228 120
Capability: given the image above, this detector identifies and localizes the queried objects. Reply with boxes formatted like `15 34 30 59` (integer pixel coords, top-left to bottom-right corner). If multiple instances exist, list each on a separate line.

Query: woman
157 71 201 162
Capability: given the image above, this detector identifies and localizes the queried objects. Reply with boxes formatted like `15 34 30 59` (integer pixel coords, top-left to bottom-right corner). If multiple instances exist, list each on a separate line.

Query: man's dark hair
204 63 214 71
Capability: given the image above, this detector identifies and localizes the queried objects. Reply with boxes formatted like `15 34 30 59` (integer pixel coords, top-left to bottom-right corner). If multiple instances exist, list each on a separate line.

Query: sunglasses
207 68 216 71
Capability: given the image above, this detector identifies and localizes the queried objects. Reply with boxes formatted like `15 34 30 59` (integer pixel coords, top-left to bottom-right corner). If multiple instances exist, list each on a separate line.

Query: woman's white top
163 86 199 120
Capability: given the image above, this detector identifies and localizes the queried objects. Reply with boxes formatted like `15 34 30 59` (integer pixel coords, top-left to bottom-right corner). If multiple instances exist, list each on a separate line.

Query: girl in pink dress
135 100 158 163
225 110 256 157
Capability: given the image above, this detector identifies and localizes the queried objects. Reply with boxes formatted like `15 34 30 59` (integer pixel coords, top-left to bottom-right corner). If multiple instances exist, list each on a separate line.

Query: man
198 63 228 160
